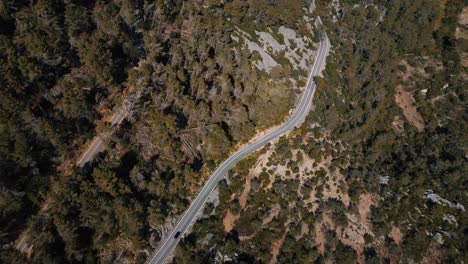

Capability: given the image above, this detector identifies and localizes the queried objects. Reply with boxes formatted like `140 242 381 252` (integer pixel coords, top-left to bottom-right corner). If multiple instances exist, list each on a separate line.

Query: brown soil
459 6 468 25
304 155 350 213
358 193 378 226
314 221 326 253
295 222 309 240
238 175 252 209
270 231 287 264
395 84 425 132
339 193 378 256
434 0 448 30
420 244 443 264
98 235 134 263
239 233 257 241
459 51 468 68
389 226 403 245
237 204 282 241
262 204 281 225
455 7 468 67
314 214 334 254
399 60 417 82
392 115 405 135
238 147 274 209
269 217 292 264
223 210 240 233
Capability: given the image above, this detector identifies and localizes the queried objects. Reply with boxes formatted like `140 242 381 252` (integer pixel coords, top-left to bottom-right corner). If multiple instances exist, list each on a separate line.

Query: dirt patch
223 210 240 233
239 233 257 241
455 27 468 39
270 231 287 264
395 84 425 132
98 235 135 263
269 216 293 264
358 193 378 226
399 60 418 82
238 147 275 209
388 226 403 245
459 51 468 68
341 215 367 255
314 214 335 254
304 155 350 213
420 244 443 264
314 221 326 254
295 222 310 240
392 115 405 135
262 204 281 225
238 176 252 209
339 193 378 256
434 0 448 31
236 204 282 241
455 7 468 68
456 7 468 69
458 6 468 25
313 193 379 259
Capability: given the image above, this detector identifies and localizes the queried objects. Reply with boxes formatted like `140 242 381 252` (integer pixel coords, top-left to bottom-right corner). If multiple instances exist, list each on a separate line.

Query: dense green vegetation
314 0 466 261
1 0 466 263
175 0 467 263
0 0 315 263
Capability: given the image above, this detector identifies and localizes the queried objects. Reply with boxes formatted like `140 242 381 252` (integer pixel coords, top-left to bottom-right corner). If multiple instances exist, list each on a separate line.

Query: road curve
148 24 330 264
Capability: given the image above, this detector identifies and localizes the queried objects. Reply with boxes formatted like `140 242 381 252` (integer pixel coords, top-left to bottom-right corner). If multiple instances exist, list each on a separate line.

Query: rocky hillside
175 0 467 263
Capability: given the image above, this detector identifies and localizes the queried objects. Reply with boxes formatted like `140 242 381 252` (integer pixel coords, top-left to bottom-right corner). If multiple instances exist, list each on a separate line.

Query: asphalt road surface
147 25 330 264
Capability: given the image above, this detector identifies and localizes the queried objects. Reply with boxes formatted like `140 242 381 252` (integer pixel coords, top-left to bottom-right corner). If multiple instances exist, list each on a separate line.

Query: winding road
147 20 330 264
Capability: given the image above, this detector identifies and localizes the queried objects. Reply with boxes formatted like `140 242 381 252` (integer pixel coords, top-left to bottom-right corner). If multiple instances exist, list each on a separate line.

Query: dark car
174 231 181 239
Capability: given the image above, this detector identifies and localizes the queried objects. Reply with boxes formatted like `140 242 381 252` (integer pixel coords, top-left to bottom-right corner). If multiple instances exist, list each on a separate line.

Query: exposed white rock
201 233 213 245
330 0 341 23
231 25 317 73
231 34 239 42
443 214 458 227
424 190 466 212
206 186 220 209
214 251 233 262
256 30 284 53
231 27 279 72
379 176 390 185
279 26 316 71
244 39 279 72
309 0 316 13
434 232 444 245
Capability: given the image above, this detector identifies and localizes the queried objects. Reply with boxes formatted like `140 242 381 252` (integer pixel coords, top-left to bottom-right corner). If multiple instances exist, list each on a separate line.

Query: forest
0 0 466 263
0 0 317 263
173 0 467 263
